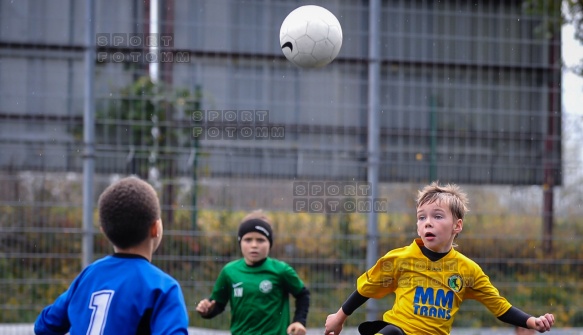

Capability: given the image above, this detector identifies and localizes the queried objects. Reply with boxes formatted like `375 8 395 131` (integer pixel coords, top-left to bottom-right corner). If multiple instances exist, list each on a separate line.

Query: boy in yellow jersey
324 182 555 335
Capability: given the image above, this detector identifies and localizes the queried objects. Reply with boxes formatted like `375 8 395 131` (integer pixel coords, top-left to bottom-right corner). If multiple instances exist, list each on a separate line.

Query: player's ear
150 219 162 237
453 219 463 233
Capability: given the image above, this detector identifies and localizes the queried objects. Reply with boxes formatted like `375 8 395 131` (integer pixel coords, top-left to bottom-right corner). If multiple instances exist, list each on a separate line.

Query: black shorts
358 320 405 335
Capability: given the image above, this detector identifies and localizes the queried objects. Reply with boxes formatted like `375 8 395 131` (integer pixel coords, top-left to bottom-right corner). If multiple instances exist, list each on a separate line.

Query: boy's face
240 232 270 265
416 200 462 253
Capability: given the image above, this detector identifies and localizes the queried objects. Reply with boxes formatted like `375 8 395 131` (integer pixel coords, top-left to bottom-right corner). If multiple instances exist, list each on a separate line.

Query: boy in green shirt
197 210 310 335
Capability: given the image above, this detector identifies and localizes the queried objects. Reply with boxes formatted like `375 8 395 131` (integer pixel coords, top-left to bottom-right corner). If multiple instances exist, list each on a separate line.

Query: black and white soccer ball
279 5 343 68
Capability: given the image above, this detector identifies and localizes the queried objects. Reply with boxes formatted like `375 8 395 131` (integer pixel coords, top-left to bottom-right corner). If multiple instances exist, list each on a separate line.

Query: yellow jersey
356 239 512 335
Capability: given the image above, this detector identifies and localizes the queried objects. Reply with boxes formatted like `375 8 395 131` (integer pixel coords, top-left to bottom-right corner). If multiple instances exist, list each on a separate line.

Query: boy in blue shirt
34 176 189 335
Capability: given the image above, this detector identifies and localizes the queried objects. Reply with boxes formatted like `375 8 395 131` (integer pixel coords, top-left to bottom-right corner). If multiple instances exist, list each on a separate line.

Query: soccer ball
279 5 343 68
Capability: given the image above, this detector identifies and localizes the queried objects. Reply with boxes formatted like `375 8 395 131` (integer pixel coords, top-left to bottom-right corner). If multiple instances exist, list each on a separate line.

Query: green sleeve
282 262 305 295
210 267 231 305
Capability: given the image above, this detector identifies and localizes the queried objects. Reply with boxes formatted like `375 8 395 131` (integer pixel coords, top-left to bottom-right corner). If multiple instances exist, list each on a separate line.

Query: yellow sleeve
356 255 397 299
464 265 512 316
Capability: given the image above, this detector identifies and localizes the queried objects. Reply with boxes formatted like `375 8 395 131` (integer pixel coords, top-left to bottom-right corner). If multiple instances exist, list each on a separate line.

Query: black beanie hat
237 219 273 248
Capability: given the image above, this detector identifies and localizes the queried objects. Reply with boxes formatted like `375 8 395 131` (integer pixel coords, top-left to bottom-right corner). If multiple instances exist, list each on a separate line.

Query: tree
524 0 583 75
97 76 201 225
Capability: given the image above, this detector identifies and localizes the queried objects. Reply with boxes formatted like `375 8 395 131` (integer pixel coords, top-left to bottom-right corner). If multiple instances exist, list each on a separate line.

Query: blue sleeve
34 291 72 335
151 282 190 335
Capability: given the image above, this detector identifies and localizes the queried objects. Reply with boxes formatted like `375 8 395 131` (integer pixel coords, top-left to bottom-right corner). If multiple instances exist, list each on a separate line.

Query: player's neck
244 257 268 267
113 244 153 262
420 245 450 262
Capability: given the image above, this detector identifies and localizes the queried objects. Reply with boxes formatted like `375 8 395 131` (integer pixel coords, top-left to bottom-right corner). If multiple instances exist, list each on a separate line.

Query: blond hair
416 182 469 220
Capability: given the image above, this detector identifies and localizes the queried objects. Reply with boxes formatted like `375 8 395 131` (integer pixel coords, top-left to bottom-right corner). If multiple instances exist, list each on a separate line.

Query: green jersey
210 257 305 335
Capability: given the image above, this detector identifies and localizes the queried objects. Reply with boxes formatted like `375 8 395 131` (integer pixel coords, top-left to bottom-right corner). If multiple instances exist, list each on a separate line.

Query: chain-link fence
1 0 581 333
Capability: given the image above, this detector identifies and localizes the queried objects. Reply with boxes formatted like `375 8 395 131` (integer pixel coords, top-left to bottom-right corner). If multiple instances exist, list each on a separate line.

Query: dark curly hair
98 177 161 249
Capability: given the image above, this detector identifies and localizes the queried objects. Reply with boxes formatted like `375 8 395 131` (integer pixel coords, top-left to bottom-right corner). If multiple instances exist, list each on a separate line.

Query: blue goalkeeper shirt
34 253 189 335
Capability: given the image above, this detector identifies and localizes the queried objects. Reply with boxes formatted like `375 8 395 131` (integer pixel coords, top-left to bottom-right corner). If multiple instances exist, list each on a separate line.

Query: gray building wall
0 0 561 185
